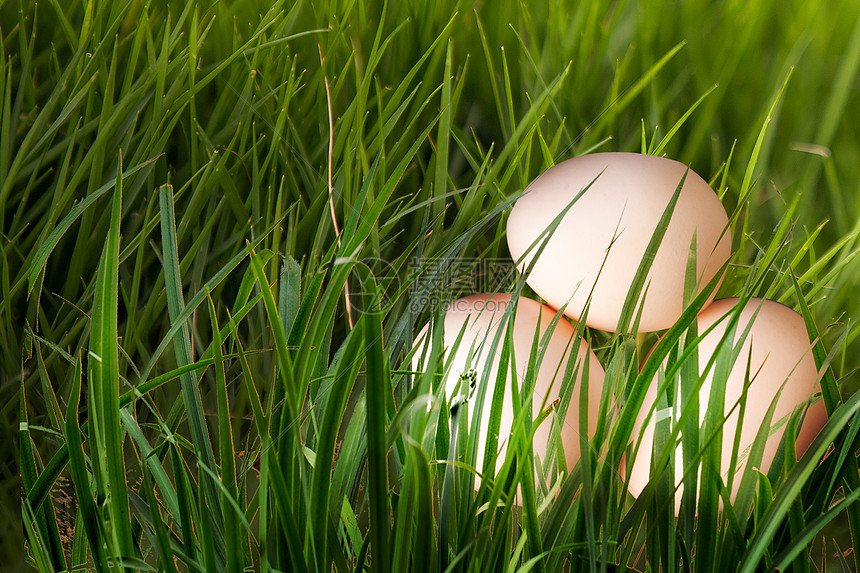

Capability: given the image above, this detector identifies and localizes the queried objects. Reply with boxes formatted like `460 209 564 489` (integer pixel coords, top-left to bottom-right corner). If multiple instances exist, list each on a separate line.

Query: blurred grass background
6 0 860 570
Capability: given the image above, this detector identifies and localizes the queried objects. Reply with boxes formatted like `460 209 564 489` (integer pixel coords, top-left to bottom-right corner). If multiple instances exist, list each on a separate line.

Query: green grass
7 0 860 571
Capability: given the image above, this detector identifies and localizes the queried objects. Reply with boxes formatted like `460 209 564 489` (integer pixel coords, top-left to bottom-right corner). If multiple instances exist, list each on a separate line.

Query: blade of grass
25 355 224 513
739 387 860 571
169 443 198 566
651 84 718 156
791 270 860 572
21 390 66 571
88 154 134 567
365 278 391 573
64 352 110 571
309 317 364 570
206 291 243 572
27 156 158 296
158 182 225 566
140 466 179 573
615 168 687 333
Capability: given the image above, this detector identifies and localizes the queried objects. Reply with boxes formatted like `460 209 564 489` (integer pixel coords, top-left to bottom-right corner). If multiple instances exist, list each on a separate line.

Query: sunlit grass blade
611 264 727 461
88 154 134 568
651 84 718 156
592 41 686 142
739 68 793 202
615 168 687 333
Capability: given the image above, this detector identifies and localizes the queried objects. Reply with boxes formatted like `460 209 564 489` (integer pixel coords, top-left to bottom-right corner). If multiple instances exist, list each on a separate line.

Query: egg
414 293 605 481
627 298 828 505
506 152 731 333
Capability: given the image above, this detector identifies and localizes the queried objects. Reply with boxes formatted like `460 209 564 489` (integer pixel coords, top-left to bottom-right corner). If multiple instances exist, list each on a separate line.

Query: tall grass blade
88 154 134 568
158 183 225 566
206 292 243 572
64 352 109 571
140 467 179 573
615 169 687 332
309 317 364 570
365 279 391 573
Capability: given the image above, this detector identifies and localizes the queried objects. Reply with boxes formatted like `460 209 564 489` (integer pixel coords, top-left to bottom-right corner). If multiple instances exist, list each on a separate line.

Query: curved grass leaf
27 156 158 295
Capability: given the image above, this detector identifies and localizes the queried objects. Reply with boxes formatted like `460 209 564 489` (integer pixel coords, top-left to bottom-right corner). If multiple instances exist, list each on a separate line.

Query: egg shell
414 293 605 478
627 297 828 505
506 152 731 333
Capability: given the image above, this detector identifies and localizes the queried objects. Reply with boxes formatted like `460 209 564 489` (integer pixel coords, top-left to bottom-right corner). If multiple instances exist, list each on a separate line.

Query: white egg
414 293 605 479
506 152 731 333
627 298 828 506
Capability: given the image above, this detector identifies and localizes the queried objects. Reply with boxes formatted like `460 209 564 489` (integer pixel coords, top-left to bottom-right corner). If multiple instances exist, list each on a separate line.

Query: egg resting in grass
506 152 731 333
414 293 605 481
627 298 828 507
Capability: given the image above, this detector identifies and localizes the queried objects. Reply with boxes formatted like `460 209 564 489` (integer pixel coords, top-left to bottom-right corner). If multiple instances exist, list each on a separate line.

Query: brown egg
627 298 828 505
414 293 605 481
506 152 731 333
